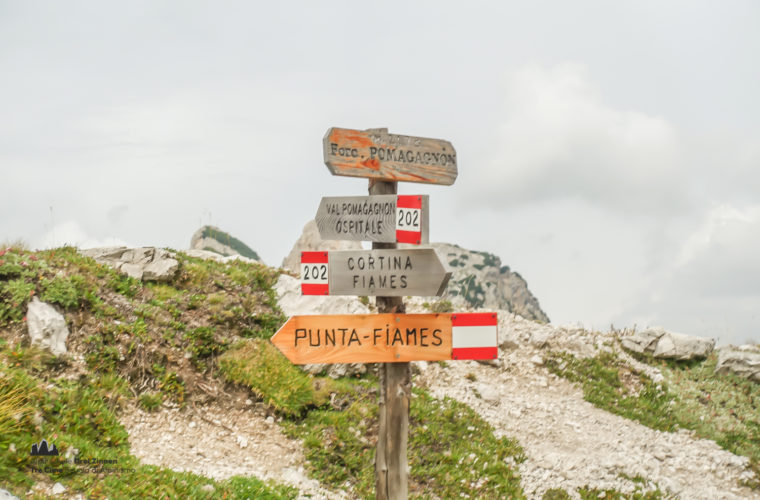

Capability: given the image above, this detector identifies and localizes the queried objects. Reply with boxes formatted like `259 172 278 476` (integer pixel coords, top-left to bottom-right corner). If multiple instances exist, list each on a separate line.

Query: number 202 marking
302 264 328 282
397 208 420 229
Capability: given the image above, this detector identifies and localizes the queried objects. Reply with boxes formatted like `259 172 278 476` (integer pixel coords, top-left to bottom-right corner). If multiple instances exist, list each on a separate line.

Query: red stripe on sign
396 229 421 245
301 251 328 264
451 312 498 327
396 195 422 209
301 283 329 295
452 346 499 360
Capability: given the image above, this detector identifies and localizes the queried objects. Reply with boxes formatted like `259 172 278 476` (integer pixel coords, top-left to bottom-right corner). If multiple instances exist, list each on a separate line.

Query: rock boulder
80 247 179 282
190 226 261 262
715 345 760 382
621 327 714 361
27 297 69 356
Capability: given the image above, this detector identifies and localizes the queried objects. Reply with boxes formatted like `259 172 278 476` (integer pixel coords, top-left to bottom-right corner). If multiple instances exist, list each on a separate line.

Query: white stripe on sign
396 207 421 231
300 263 328 284
452 325 498 348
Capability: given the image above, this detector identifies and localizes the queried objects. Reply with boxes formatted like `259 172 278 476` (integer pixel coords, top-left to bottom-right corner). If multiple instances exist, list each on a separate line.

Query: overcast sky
2 1 758 345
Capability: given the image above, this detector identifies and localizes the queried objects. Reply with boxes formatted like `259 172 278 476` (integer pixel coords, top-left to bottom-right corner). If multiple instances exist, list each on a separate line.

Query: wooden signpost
273 127 491 500
271 312 498 365
323 127 458 185
300 249 451 297
315 194 429 244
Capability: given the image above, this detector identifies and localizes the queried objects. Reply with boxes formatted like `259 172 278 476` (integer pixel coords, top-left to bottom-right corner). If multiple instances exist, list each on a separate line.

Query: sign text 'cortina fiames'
300 249 450 297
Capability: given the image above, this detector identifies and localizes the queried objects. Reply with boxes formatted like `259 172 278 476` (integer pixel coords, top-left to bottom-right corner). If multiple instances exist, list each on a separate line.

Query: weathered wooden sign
323 127 458 185
315 194 429 244
300 249 451 297
270 312 497 364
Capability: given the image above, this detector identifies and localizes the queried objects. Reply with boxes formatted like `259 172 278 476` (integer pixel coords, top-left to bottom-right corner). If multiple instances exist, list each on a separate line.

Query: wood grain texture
270 313 452 364
314 194 429 244
327 248 450 297
323 127 457 185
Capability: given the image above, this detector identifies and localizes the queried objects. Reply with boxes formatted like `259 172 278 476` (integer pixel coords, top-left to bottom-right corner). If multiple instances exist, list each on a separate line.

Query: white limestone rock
26 297 69 356
621 327 714 361
190 226 262 263
715 345 760 382
0 488 20 500
80 247 179 282
183 249 257 264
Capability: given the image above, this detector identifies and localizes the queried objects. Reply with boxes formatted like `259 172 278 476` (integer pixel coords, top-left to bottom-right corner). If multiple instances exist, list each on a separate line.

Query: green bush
218 339 314 416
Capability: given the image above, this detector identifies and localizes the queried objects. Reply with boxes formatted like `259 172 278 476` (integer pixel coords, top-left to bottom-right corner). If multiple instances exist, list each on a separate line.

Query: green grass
0 355 295 499
545 349 760 488
218 339 316 416
283 385 526 499
1 245 534 498
545 351 677 432
0 246 299 497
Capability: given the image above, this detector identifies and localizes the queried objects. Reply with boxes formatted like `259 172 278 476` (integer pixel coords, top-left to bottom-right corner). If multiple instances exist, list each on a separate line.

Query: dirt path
416 356 755 499
121 280 757 499
122 402 347 500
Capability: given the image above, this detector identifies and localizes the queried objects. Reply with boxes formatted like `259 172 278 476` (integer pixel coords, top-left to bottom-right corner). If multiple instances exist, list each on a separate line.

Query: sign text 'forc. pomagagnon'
323 127 457 185
270 312 498 364
315 194 429 244
300 249 450 297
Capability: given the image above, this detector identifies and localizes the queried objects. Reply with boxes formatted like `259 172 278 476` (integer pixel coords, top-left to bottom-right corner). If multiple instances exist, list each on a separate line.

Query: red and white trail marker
395 195 423 244
300 251 329 295
451 312 499 360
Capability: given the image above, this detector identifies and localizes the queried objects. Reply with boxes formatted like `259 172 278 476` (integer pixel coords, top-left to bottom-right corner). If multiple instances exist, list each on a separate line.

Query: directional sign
315 195 429 244
270 312 498 364
323 127 457 185
301 249 450 297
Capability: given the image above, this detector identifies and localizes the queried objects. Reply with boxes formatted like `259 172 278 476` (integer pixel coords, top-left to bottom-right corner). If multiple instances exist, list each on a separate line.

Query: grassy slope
0 246 294 498
0 246 526 498
544 347 760 490
6 245 749 498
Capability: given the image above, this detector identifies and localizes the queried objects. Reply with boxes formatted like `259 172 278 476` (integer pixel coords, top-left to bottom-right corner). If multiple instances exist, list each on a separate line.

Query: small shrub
218 339 314 416
429 299 453 313
139 392 163 411
0 279 35 323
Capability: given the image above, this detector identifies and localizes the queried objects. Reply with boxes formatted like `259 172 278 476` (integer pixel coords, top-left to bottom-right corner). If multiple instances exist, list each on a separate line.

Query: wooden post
371 178 410 500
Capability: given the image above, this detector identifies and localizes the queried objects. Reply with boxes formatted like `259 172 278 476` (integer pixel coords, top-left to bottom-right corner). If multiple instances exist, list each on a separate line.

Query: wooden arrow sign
301 249 451 297
315 195 429 244
323 127 457 185
270 312 498 364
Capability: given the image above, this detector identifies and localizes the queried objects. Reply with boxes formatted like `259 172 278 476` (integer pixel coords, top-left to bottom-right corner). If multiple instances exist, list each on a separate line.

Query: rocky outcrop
190 226 261 262
432 243 549 322
282 222 548 322
621 327 715 361
183 249 258 264
715 345 760 383
80 247 179 282
27 297 69 355
281 220 361 272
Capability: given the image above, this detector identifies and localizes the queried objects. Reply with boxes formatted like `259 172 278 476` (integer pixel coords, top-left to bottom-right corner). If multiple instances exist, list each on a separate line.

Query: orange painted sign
270 313 498 364
323 127 458 185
